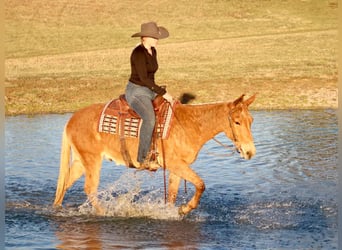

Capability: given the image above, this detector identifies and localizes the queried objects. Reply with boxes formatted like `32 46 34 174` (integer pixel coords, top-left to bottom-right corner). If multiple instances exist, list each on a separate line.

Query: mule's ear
245 93 257 107
233 94 245 106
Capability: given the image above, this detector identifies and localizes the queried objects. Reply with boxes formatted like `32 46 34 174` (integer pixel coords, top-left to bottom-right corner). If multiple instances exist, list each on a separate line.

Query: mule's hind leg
168 172 181 204
53 159 84 206
65 159 84 189
82 154 104 215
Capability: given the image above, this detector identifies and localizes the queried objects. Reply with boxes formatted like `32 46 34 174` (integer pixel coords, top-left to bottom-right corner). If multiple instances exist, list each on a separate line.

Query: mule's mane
176 101 228 116
172 101 230 146
181 100 230 106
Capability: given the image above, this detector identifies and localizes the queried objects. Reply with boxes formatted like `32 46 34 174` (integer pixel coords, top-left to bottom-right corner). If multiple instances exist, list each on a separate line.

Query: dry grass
4 0 338 115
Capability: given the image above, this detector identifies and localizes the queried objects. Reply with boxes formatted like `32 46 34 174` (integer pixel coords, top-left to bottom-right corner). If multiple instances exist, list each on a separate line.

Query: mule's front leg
179 178 205 215
170 167 206 215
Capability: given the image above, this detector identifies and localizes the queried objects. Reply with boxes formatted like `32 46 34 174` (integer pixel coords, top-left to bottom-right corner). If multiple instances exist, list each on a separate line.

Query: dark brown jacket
129 44 166 95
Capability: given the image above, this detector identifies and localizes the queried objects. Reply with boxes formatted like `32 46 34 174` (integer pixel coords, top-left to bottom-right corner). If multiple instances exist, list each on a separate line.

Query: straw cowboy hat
131 22 169 39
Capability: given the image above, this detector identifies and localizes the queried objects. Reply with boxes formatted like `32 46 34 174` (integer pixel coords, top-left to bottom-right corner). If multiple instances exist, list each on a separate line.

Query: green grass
4 0 338 115
5 0 337 58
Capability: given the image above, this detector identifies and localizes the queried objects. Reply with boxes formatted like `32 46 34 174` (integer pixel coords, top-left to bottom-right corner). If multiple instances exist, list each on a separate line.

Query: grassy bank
4 0 338 115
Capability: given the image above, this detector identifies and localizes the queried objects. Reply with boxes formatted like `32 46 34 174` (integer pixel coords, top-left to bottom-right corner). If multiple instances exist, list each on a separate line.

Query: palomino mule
53 94 256 215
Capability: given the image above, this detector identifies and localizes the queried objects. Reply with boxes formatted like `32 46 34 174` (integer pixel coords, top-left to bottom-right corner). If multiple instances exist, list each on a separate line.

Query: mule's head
225 94 256 160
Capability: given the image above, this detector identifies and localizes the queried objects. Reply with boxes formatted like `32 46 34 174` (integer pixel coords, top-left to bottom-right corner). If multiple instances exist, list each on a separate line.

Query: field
4 0 338 115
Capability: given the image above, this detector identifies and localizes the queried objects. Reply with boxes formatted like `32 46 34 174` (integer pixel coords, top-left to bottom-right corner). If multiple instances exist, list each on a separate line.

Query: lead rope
163 101 188 197
159 100 190 201
160 130 167 204
158 100 174 204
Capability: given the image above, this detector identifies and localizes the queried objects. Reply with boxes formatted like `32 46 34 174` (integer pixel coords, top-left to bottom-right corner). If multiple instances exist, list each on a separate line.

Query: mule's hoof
52 204 63 212
178 204 188 216
95 206 105 216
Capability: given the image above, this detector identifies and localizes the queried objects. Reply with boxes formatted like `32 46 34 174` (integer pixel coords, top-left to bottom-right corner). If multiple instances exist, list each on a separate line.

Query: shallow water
5 109 337 249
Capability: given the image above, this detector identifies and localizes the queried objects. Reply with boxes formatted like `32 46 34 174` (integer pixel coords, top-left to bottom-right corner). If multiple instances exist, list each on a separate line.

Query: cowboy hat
131 22 169 39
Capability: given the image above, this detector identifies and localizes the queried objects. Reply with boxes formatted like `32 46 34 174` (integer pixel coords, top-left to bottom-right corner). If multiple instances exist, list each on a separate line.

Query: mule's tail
53 125 71 207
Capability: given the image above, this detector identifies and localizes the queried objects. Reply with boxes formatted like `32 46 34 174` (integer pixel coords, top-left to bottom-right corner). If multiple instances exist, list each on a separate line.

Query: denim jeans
125 82 157 163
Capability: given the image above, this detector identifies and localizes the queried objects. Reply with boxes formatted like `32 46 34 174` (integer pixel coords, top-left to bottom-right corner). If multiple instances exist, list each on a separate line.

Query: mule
53 94 256 215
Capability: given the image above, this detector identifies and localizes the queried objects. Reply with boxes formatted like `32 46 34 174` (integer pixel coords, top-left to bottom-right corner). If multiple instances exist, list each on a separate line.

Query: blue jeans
125 82 157 163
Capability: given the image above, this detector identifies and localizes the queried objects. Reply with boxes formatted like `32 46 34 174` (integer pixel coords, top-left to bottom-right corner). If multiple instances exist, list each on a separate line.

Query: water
5 110 338 249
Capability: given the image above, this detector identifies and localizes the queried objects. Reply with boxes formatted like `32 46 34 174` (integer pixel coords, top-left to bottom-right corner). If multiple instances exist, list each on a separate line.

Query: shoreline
5 108 338 117
4 77 337 116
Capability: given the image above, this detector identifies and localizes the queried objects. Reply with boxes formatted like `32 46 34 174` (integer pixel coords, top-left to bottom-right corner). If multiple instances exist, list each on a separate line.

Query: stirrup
146 150 158 162
139 160 160 172
138 151 160 171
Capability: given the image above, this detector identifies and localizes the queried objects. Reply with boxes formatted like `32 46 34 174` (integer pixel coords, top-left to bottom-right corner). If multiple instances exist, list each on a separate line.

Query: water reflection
55 218 202 249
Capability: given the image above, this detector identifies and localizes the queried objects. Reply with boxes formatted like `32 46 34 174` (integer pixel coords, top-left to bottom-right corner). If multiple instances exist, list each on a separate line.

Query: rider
125 21 173 170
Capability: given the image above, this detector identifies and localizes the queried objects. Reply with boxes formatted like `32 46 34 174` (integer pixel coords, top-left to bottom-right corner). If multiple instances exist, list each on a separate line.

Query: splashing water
55 172 181 220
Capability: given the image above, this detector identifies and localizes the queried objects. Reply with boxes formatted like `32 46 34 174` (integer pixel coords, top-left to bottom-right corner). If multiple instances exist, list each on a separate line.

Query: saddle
98 94 176 168
106 94 167 120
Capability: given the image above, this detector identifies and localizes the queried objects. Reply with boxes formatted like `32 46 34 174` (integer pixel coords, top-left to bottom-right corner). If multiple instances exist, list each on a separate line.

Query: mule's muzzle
239 143 256 160
243 150 253 160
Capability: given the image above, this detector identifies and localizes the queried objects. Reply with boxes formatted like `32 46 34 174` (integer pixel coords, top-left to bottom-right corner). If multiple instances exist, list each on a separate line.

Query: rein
206 137 236 157
203 108 240 157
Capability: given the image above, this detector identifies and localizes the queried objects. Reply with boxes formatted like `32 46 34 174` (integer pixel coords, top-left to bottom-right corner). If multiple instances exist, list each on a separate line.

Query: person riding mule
53 22 257 217
125 21 174 171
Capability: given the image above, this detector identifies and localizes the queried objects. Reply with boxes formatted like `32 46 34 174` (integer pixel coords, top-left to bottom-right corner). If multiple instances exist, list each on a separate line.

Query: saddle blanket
98 99 175 139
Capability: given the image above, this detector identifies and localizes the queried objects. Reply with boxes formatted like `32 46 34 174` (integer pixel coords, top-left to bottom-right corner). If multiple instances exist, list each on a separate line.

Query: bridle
208 107 240 157
227 107 240 152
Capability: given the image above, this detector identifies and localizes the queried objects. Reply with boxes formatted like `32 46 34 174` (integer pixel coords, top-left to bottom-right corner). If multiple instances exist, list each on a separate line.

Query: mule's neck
179 102 230 145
